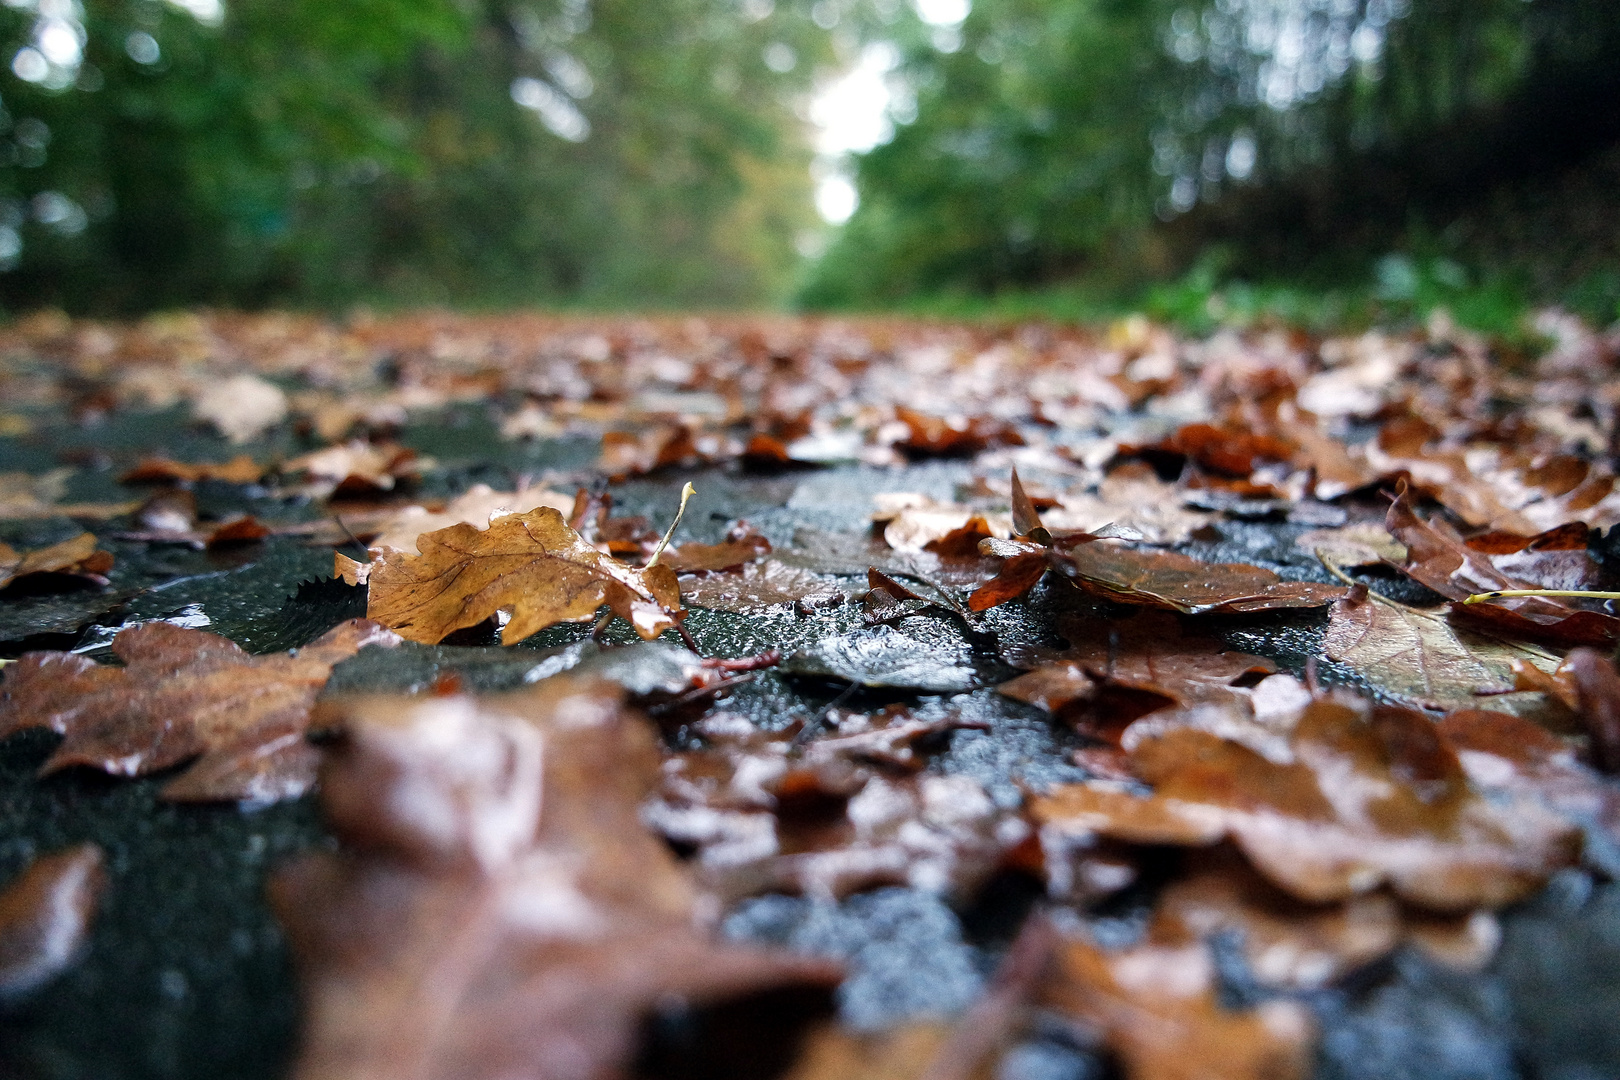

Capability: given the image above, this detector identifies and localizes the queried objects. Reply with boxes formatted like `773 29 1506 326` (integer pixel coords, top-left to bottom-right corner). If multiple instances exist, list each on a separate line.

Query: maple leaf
270 681 841 1080
1385 482 1620 645
1038 933 1314 1080
0 532 114 592
0 843 106 997
1031 696 1579 910
340 506 685 645
0 619 399 802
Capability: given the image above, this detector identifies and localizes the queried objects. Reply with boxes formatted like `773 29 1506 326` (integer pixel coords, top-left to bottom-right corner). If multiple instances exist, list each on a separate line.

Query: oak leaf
341 506 684 645
0 844 106 997
271 681 841 1080
0 619 399 802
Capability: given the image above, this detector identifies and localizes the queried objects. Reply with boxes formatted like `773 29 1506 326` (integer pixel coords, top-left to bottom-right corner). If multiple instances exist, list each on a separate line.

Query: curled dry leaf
0 532 114 592
998 612 1276 741
0 843 106 997
0 619 400 802
271 682 840 1080
1386 482 1620 646
1031 697 1579 910
341 506 684 645
1324 590 1560 713
1039 933 1314 1080
119 454 265 486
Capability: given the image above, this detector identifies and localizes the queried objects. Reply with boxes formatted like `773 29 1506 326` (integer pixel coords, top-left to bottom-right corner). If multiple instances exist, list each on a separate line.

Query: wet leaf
1039 934 1314 1080
998 612 1276 739
1323 590 1560 713
0 619 399 802
0 844 106 997
785 624 978 693
1566 649 1620 774
1386 482 1620 646
0 470 137 521
1032 697 1580 909
0 533 115 593
285 439 420 498
366 484 574 555
345 506 685 645
678 559 847 613
271 682 840 1080
662 522 772 573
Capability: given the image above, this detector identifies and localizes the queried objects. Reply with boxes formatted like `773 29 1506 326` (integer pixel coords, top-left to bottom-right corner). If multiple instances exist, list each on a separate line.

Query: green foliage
0 0 826 312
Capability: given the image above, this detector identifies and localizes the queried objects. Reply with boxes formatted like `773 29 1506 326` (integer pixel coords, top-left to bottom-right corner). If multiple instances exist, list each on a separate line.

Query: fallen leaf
971 536 1344 615
346 506 685 645
285 439 420 498
998 612 1276 740
782 1025 952 1080
1386 481 1620 645
0 470 137 521
1323 590 1560 713
0 844 106 997
662 523 773 573
785 624 978 693
647 708 1015 901
0 619 400 802
599 423 704 479
1032 697 1580 909
0 532 114 592
366 483 575 555
119 455 264 485
678 559 847 613
1565 649 1620 774
892 407 1022 458
271 681 841 1080
192 373 288 444
1039 933 1314 1080
1295 522 1407 567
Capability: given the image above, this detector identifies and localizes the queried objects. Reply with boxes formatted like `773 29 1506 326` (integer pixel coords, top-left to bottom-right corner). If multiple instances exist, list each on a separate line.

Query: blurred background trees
1 0 1616 321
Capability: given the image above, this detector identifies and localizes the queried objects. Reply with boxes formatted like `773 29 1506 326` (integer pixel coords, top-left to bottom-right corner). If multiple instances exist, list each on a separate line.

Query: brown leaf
1566 649 1620 774
285 439 420 498
599 424 703 479
893 407 1022 458
1009 467 1049 543
645 710 1016 901
1039 933 1314 1080
662 523 772 573
367 484 574 555
120 454 264 485
0 844 106 996
1323 590 1561 713
998 613 1275 740
271 682 840 1080
351 506 684 645
0 470 138 521
782 1025 954 1080
1386 481 1620 646
0 619 399 802
1032 697 1580 909
971 536 1343 615
0 532 114 591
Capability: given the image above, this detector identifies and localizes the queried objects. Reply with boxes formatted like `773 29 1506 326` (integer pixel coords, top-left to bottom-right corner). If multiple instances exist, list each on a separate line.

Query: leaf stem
1314 548 1421 611
1461 589 1620 605
647 482 696 568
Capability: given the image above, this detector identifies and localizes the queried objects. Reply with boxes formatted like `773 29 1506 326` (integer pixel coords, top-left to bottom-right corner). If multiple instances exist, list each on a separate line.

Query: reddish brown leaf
0 844 106 996
345 506 685 645
285 439 419 498
893 406 1022 458
1566 649 1620 773
966 551 1049 612
0 532 114 591
120 454 264 485
1120 422 1296 478
271 682 840 1080
662 523 772 573
1032 697 1579 909
0 620 399 802
599 424 702 479
367 484 574 555
1385 481 1620 645
1008 467 1050 544
998 613 1276 740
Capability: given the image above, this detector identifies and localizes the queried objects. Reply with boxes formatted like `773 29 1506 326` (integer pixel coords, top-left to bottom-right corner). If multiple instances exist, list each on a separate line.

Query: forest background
0 0 1616 331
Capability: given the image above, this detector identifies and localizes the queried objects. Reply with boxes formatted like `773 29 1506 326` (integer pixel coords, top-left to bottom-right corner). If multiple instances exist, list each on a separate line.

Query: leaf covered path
1 311 1619 1080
